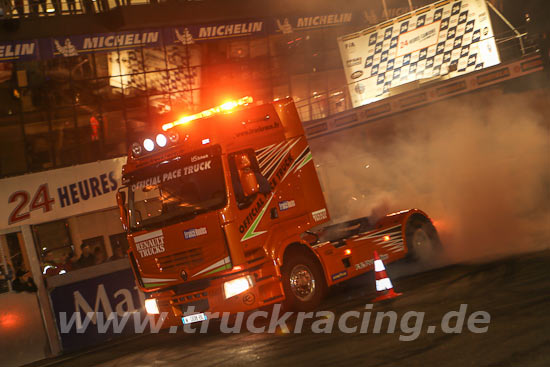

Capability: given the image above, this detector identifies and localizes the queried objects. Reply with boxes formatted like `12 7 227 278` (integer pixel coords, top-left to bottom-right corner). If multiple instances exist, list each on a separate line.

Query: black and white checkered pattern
112 48 192 99
360 0 489 97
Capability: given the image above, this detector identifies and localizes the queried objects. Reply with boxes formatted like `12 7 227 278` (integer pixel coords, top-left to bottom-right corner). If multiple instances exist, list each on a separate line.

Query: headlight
156 133 167 147
143 138 155 152
131 142 142 156
145 298 160 314
223 275 253 299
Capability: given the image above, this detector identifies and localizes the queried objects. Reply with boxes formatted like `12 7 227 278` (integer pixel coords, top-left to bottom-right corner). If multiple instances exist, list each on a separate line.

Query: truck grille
155 248 204 271
180 298 209 313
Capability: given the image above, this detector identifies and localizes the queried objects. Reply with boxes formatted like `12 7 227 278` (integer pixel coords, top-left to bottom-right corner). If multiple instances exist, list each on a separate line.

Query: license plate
182 313 207 325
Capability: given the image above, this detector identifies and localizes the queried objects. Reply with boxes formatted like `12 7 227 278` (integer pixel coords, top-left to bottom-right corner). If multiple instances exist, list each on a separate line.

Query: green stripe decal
295 151 313 172
143 283 169 288
203 263 232 276
241 195 274 242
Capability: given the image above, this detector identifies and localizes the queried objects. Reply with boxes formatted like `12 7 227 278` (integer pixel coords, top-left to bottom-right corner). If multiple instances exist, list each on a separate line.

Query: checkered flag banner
338 0 500 108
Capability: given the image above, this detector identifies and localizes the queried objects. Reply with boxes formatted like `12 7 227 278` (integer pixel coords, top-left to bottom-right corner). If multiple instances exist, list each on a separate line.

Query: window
33 219 74 276
127 145 227 231
24 121 54 171
0 124 27 177
228 149 270 209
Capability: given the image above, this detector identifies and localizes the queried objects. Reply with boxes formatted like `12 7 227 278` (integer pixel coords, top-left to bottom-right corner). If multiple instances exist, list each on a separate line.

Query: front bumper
150 266 284 327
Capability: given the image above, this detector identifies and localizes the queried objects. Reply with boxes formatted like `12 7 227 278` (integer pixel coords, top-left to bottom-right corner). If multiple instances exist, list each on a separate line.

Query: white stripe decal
192 256 231 277
267 138 302 180
282 146 308 181
256 143 279 160
133 230 163 243
354 225 402 242
261 140 292 175
142 277 178 283
259 141 286 166
255 143 275 155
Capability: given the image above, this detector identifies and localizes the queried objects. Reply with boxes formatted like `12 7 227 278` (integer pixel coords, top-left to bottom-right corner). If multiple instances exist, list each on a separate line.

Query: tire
405 216 441 263
281 250 327 312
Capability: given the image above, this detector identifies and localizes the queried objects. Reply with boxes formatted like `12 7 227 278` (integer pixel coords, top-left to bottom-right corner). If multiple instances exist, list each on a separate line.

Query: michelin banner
45 30 163 58
0 40 39 62
338 0 500 108
0 157 126 229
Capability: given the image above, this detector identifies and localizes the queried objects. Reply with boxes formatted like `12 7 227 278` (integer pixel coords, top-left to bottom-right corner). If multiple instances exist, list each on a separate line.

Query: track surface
31 250 550 367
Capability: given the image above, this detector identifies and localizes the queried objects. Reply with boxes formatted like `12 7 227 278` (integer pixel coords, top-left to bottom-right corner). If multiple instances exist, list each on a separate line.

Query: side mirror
240 170 259 197
116 189 128 231
236 153 259 197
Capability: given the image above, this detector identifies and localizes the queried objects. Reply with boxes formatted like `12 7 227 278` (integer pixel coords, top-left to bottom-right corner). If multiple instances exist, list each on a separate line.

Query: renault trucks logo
134 230 165 258
184 227 207 239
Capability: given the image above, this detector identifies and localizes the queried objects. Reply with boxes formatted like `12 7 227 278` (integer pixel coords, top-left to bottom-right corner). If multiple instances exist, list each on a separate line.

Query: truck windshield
127 145 226 231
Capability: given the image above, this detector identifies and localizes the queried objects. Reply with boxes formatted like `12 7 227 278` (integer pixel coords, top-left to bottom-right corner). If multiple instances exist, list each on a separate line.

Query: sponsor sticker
312 208 328 222
331 270 348 281
243 292 256 305
354 83 366 94
354 254 389 271
350 70 364 79
346 57 361 67
278 200 296 211
184 227 208 239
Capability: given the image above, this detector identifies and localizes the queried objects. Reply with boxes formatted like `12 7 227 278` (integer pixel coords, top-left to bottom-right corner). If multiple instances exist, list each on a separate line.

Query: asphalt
26 249 550 367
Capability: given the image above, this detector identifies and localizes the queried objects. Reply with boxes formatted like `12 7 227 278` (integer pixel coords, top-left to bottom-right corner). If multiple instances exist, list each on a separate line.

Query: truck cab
118 97 332 324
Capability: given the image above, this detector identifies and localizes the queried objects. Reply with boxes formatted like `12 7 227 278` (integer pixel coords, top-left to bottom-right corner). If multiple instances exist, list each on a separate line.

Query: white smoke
311 91 550 263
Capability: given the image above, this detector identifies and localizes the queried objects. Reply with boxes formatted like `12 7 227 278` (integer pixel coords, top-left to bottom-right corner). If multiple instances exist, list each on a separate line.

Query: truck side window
229 149 271 209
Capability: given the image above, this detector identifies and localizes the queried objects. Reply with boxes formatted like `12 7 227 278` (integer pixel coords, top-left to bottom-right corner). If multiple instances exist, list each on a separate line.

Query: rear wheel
282 250 327 312
405 216 441 263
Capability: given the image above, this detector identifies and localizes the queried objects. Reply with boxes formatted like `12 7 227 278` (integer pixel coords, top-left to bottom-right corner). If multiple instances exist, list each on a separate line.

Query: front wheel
281 251 327 312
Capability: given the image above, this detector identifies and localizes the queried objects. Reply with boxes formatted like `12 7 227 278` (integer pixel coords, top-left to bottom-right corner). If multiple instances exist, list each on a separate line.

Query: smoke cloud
311 90 550 264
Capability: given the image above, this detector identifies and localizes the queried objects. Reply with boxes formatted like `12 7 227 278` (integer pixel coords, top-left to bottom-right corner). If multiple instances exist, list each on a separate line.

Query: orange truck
116 97 440 326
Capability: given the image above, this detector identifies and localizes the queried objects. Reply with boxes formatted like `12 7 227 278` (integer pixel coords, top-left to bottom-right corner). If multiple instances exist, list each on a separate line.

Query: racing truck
116 96 440 325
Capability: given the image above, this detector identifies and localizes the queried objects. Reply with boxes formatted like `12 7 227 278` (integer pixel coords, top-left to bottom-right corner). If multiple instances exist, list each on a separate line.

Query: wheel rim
412 227 433 260
289 264 316 301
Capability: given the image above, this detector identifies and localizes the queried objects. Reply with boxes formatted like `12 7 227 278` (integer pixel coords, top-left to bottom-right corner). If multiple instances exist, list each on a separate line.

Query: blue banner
1 12 359 63
44 29 163 58
166 18 266 45
0 40 39 62
49 268 149 352
269 12 355 34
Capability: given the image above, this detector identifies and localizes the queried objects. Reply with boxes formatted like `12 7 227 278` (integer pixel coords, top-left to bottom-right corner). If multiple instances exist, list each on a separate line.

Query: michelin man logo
276 18 293 34
54 39 78 57
175 28 195 45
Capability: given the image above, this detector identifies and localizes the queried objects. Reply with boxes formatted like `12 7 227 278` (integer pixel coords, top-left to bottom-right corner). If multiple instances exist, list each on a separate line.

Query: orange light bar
162 96 253 131
383 235 390 241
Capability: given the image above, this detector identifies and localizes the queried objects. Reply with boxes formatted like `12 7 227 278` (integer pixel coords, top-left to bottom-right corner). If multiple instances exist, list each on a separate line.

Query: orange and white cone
371 250 402 302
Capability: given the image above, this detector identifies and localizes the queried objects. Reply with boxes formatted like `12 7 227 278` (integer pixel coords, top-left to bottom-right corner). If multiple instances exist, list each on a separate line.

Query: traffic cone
371 250 402 302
